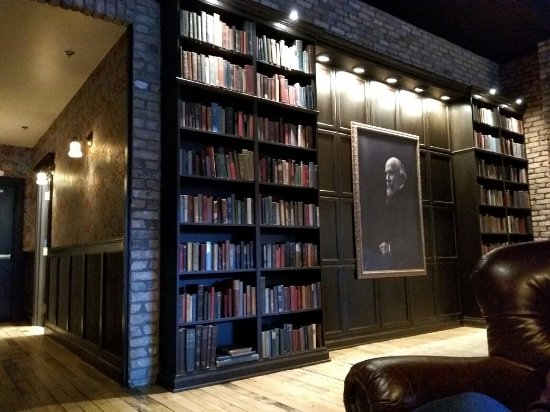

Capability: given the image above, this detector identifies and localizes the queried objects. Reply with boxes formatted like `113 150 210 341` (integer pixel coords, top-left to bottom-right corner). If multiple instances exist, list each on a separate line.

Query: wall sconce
68 131 93 158
34 152 56 186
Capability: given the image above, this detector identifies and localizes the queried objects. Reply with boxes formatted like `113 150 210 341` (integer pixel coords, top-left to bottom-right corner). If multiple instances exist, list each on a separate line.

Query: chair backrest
471 240 550 373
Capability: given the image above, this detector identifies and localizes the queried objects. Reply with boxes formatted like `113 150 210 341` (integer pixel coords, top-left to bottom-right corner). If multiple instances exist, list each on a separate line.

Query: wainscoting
44 238 125 382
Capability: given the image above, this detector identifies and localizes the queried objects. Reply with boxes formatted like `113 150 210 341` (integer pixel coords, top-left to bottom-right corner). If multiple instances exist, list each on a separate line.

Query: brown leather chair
343 240 550 411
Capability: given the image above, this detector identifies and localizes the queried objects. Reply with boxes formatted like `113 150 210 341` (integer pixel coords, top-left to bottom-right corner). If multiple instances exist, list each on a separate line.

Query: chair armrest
343 356 545 412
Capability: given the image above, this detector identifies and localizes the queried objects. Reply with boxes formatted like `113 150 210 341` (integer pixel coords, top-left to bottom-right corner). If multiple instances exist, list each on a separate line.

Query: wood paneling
369 81 397 130
336 71 366 130
425 99 450 150
430 154 454 203
318 130 337 194
399 90 424 144
45 239 124 382
320 197 338 262
316 64 335 128
379 278 409 328
408 263 436 321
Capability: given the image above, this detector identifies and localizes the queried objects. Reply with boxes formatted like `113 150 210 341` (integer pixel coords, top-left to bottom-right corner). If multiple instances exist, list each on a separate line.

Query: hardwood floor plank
0 324 488 412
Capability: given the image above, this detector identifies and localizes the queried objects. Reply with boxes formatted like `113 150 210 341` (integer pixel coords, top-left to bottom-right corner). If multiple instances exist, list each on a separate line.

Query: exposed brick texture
502 41 550 240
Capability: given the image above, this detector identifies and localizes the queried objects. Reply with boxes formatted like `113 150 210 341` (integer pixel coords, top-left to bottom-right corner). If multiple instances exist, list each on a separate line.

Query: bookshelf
160 0 328 391
452 94 533 319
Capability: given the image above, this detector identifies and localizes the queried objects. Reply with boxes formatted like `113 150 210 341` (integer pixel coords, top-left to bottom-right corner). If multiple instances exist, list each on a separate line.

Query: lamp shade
68 140 83 158
36 171 49 186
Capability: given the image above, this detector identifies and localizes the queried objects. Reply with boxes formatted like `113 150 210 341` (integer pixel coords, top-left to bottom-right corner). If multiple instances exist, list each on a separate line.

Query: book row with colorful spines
260 278 322 314
481 242 510 256
178 279 256 323
179 49 315 110
479 214 531 234
179 194 254 224
477 159 528 184
261 323 322 359
179 100 254 138
177 325 219 373
178 240 255 272
179 9 253 55
178 99 314 149
501 138 526 158
261 242 318 269
256 35 315 74
473 106 498 126
258 156 318 188
500 114 524 134
479 188 530 208
260 196 319 227
180 146 254 181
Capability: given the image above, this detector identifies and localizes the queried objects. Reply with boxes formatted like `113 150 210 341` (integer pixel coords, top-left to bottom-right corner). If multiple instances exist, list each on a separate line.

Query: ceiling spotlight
515 98 523 105
489 88 497 95
385 76 398 84
414 86 426 93
440 95 451 101
64 49 75 58
289 9 299 21
316 53 330 63
472 94 482 100
353 66 366 74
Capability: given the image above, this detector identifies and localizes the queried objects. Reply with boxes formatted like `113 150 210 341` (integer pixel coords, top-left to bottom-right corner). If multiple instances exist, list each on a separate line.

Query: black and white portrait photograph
351 123 426 279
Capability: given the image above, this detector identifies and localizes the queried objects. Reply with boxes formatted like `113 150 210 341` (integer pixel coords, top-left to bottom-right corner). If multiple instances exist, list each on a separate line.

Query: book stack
215 346 259 368
258 156 318 188
180 194 254 224
260 196 319 227
257 116 314 148
180 146 254 181
261 242 318 269
178 240 255 272
256 35 315 74
259 278 322 314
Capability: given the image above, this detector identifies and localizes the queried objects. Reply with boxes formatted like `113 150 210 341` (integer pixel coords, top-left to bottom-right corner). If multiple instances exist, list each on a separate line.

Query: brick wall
501 41 550 239
244 0 499 89
33 0 161 387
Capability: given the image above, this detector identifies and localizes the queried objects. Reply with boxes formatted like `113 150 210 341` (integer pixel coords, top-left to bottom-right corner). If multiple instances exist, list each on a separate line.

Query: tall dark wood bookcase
159 0 328 391
452 93 533 320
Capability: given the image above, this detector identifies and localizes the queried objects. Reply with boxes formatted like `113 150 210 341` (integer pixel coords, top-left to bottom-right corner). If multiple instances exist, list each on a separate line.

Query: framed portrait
351 123 426 279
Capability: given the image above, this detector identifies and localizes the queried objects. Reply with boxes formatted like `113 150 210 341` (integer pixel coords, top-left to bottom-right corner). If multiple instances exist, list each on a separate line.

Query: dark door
0 179 24 322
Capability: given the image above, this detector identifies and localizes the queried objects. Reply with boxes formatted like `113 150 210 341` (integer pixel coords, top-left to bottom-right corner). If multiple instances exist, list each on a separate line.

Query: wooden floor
0 324 488 411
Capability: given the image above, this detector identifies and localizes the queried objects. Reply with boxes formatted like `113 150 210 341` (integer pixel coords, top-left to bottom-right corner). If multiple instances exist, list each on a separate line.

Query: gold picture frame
351 123 426 279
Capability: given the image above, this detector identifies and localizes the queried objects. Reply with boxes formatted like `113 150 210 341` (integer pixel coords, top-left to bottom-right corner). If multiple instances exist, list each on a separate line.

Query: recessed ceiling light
64 49 75 58
316 53 330 63
489 88 497 95
472 94 482 100
353 66 366 74
515 98 523 105
385 76 398 84
289 9 299 21
414 86 425 93
440 95 451 101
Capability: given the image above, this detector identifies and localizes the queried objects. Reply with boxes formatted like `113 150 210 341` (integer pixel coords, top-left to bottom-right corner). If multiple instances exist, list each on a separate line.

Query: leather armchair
343 240 550 411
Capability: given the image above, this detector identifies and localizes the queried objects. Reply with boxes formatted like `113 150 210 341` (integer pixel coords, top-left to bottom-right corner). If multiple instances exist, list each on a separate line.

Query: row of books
257 116 314 148
180 10 253 55
177 325 218 373
178 240 255 272
257 73 315 110
180 146 254 181
479 188 530 208
179 100 254 138
179 194 254 225
501 138 526 158
476 158 502 180
257 35 314 74
504 165 528 184
477 159 528 184
178 280 256 322
261 323 321 359
480 214 531 234
261 242 318 269
259 157 318 188
473 106 497 126
260 279 322 314
481 242 509 256
500 115 524 134
260 196 319 227
474 131 500 153
180 49 254 94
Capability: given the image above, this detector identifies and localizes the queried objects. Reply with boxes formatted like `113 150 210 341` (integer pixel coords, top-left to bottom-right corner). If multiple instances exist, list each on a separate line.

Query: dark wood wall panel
47 257 59 324
337 71 366 130
57 256 71 331
85 254 102 346
102 251 124 358
69 255 85 337
317 64 462 347
45 239 124 382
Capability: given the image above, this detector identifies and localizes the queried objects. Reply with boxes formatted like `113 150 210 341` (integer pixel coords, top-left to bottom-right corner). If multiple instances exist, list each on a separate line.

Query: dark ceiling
362 0 550 63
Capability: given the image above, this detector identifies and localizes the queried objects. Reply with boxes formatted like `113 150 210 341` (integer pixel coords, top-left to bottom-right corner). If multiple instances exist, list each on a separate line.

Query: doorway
0 177 24 322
